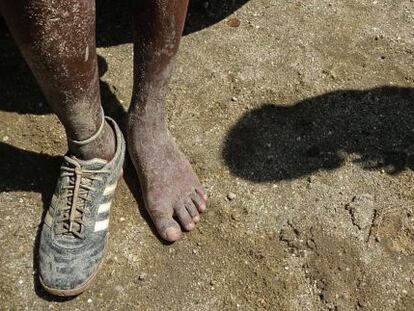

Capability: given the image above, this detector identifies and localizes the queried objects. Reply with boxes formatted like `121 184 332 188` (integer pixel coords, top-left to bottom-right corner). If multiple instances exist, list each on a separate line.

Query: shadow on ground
0 0 249 49
95 0 250 46
222 87 414 182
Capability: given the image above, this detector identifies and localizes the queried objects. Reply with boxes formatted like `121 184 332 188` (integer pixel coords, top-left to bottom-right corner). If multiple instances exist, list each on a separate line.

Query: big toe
153 216 182 242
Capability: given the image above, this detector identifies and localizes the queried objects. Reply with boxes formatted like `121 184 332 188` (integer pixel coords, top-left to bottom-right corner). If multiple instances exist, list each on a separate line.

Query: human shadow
95 0 250 47
222 87 414 183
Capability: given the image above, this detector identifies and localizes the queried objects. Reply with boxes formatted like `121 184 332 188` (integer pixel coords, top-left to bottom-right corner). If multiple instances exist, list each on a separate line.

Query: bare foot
127 117 207 242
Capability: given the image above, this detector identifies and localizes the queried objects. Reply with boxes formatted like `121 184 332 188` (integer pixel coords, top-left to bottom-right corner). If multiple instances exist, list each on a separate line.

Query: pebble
2 136 9 142
231 96 238 102
226 17 241 28
227 192 236 201
138 272 147 281
87 298 92 303
120 217 125 222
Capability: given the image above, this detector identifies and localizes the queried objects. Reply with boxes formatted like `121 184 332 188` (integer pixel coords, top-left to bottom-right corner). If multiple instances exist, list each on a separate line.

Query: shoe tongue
64 155 108 170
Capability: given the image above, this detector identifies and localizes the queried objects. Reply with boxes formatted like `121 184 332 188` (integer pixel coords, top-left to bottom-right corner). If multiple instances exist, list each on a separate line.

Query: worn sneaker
38 117 125 296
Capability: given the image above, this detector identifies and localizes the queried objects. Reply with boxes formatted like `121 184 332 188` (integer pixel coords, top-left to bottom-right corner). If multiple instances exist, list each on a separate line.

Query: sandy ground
1 0 414 310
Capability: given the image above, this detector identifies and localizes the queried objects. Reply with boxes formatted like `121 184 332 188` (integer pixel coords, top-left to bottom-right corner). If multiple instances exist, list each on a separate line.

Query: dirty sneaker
38 117 125 296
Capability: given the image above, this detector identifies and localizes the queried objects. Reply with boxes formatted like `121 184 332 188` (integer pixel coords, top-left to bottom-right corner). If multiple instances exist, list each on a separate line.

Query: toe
185 199 200 223
152 212 182 242
195 187 208 202
174 205 195 231
193 189 207 212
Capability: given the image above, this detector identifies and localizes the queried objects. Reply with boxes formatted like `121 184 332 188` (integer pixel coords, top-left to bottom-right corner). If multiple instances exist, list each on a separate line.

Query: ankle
68 121 116 161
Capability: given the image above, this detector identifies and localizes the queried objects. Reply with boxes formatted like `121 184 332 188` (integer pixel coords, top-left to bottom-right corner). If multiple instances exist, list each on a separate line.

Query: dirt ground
1 0 414 310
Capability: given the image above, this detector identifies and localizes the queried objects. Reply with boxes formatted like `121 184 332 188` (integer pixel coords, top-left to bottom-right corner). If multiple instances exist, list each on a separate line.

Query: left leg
127 0 207 242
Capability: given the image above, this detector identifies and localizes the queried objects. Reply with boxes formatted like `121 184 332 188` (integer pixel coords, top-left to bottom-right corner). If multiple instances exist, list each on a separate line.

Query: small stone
120 217 125 222
231 96 238 102
138 272 147 281
87 298 92 303
226 17 241 28
227 192 236 201
18 279 23 285
2 136 9 142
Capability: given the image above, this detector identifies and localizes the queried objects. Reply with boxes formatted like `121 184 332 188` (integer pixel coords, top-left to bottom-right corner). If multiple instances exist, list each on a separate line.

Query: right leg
0 0 114 160
0 0 125 296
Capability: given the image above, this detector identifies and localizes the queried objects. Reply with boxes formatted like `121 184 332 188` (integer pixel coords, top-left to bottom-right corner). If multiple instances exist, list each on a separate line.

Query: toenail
187 222 195 230
193 215 200 223
165 227 180 241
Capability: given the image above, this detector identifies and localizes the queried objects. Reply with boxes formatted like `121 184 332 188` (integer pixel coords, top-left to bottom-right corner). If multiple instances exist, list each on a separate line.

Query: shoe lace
55 159 110 239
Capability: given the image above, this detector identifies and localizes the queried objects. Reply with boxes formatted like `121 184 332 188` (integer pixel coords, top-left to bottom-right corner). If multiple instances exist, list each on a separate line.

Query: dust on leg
0 0 115 161
128 0 207 242
127 117 207 242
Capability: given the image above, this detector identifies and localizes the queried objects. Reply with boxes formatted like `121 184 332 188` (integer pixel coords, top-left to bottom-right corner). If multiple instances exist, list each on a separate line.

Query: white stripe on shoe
94 219 109 232
98 201 112 214
103 182 117 196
